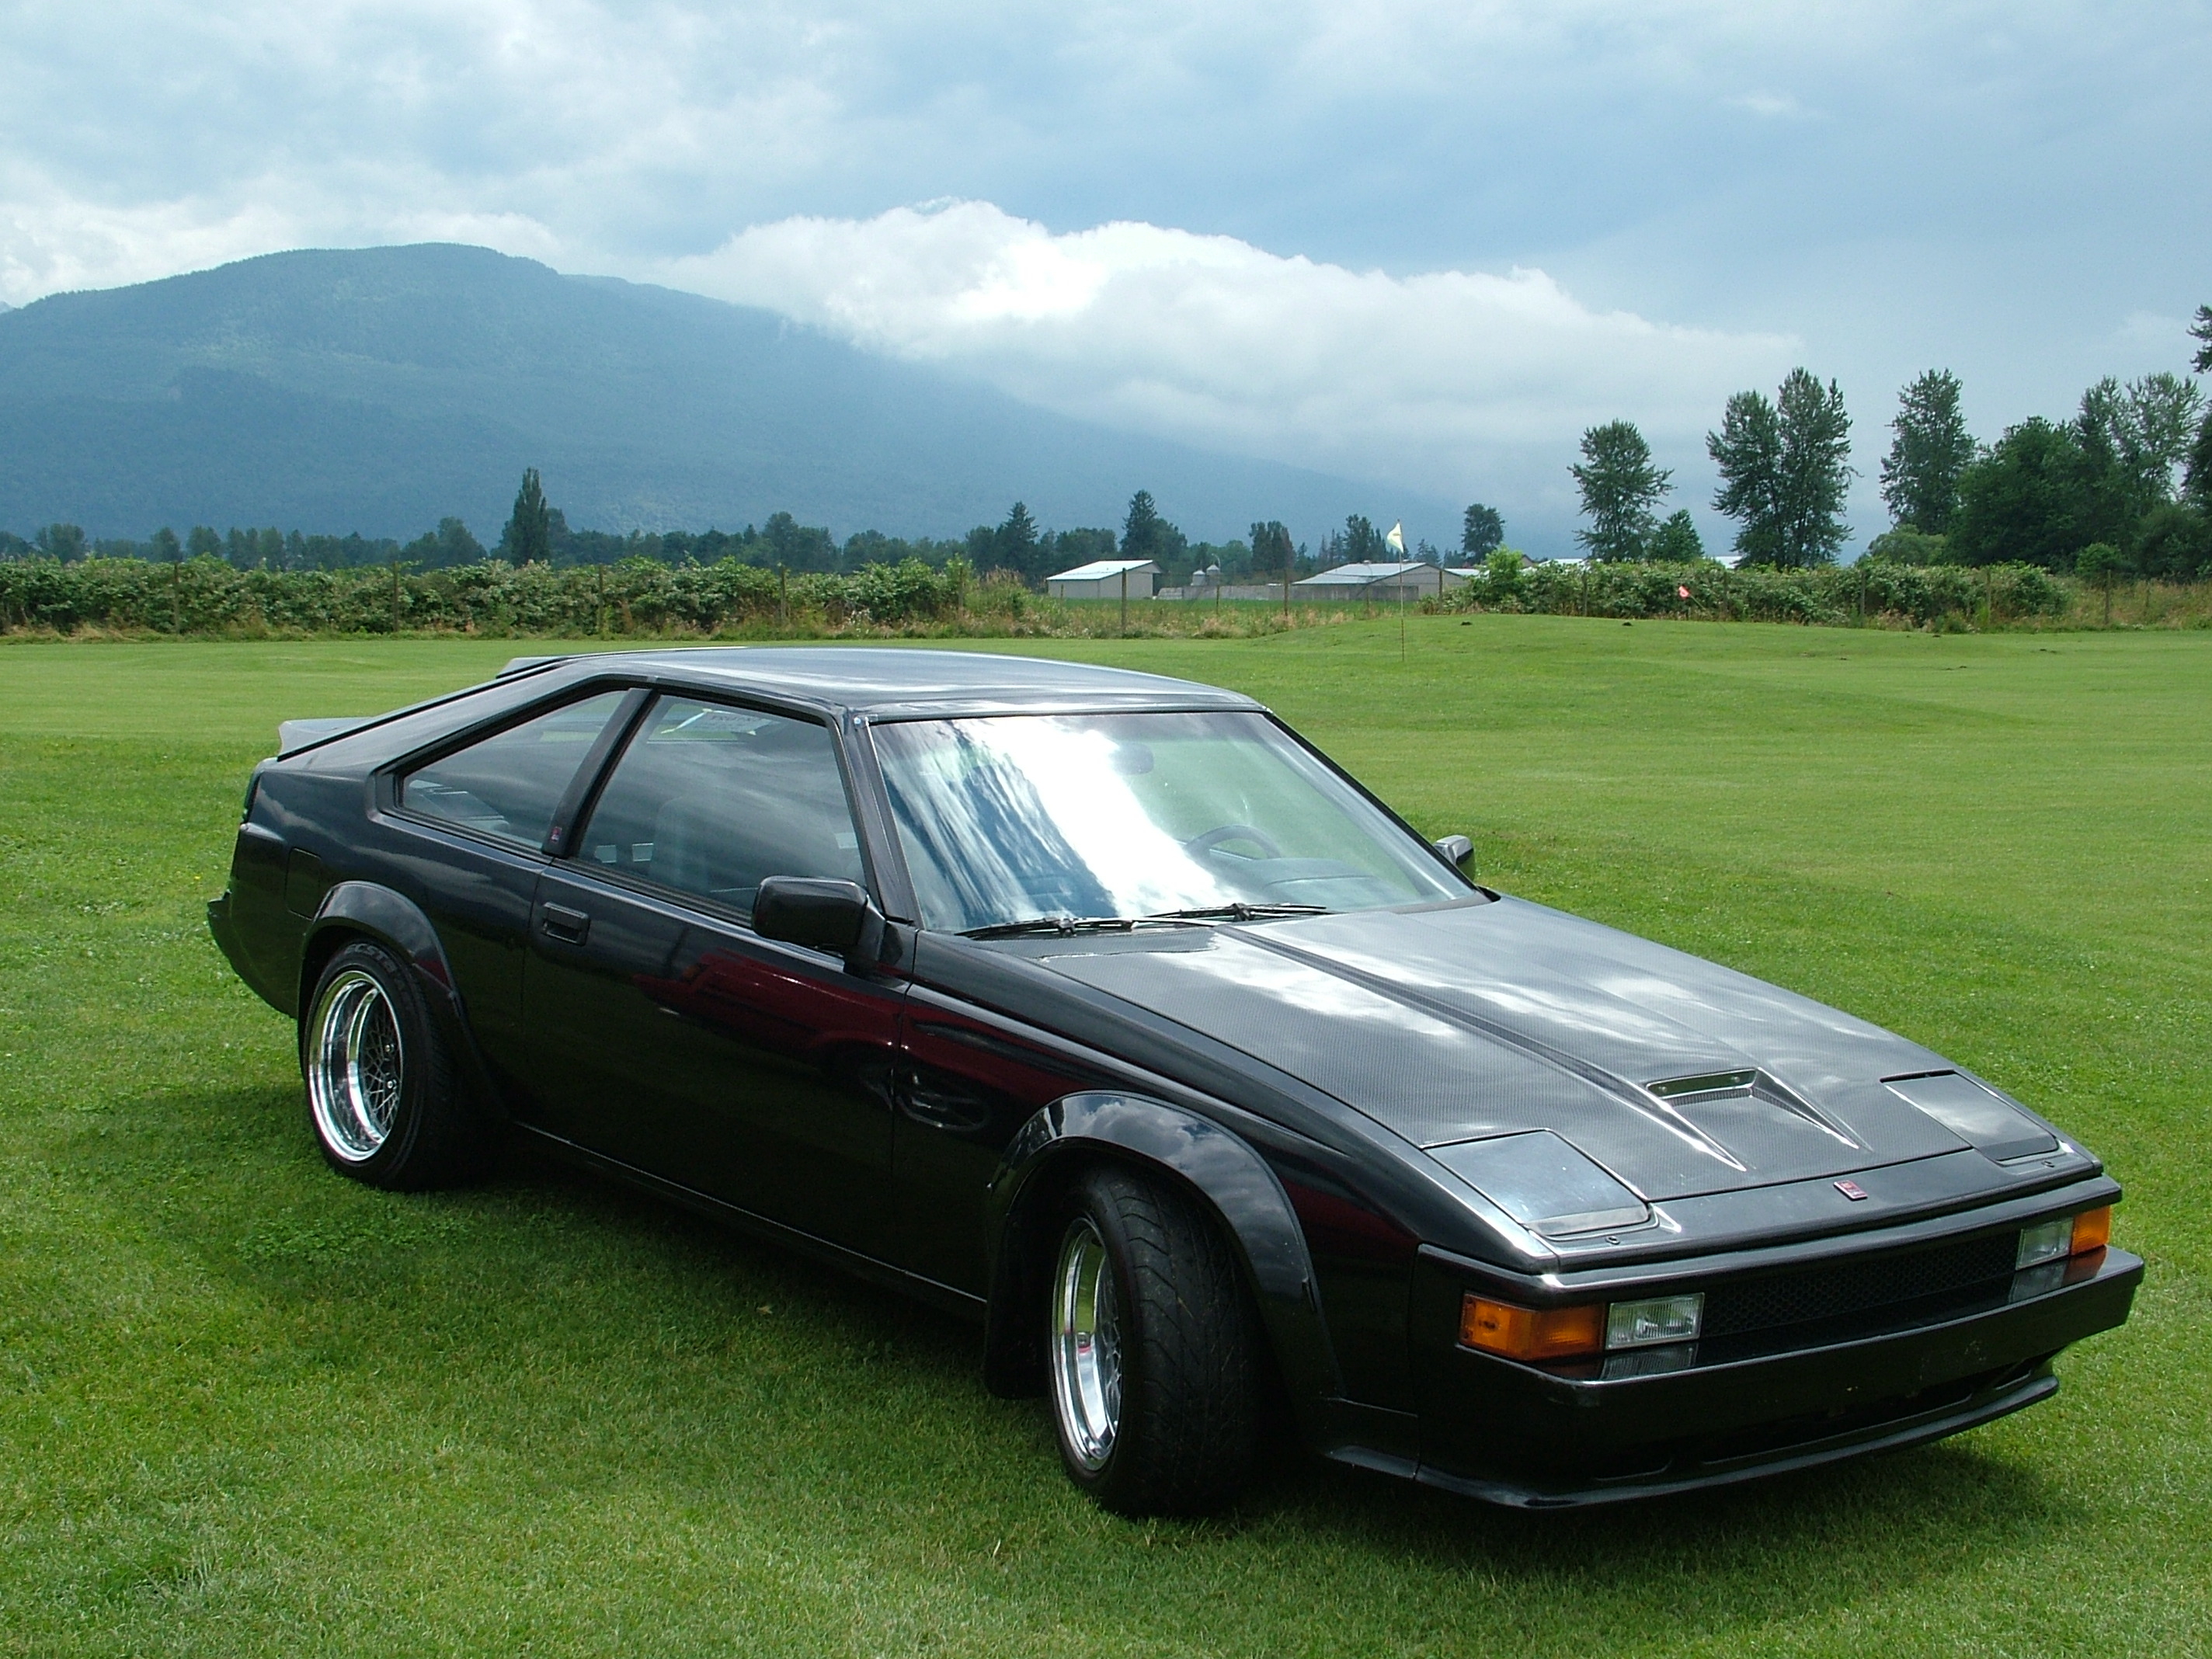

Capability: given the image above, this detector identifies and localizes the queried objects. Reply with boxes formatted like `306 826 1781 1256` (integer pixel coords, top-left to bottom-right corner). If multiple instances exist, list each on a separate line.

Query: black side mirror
1434 834 1474 871
753 876 885 971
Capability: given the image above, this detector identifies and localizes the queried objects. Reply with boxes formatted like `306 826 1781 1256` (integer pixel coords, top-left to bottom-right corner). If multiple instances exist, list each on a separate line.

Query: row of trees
1572 372 1849 567
1874 335 2210 576
2 476 1307 593
1570 303 2212 574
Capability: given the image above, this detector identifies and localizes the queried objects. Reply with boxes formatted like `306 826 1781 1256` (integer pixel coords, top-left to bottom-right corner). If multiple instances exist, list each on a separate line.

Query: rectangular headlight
2016 1217 2072 1269
1605 1292 1703 1350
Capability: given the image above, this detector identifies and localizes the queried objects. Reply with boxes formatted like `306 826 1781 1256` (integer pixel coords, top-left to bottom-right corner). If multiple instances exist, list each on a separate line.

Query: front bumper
1408 1243 2142 1507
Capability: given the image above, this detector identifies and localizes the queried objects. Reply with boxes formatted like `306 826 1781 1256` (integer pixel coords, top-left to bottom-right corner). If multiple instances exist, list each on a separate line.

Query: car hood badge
1835 1179 1870 1201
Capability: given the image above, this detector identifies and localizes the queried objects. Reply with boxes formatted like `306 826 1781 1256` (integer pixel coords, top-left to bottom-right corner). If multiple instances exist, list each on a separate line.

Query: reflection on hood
1035 897 1974 1202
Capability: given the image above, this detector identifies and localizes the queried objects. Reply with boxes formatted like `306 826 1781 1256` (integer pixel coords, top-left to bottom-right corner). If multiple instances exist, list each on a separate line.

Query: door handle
541 902 591 944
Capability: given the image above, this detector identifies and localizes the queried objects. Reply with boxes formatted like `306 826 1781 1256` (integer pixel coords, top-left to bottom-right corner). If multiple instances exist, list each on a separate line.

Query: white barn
1046 558 1160 600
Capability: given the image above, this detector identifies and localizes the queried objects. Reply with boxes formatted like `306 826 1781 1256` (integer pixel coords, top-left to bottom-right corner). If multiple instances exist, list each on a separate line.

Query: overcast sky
3 0 2207 551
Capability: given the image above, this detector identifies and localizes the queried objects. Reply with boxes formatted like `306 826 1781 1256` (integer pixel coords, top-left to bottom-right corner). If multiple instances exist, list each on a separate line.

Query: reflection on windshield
871 711 1463 934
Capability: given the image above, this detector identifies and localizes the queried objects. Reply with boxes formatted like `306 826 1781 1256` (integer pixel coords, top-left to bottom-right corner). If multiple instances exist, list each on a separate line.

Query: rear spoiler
277 717 377 755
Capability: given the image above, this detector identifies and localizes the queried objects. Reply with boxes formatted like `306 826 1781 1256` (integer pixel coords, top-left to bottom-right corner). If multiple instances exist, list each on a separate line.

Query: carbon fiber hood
1036 896 1979 1202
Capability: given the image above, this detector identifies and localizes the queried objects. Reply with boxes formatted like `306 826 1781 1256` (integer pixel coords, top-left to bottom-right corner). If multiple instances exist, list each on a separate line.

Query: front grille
1700 1230 2018 1351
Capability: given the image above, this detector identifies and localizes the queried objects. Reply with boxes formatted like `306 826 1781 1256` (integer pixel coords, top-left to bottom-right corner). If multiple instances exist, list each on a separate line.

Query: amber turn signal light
2071 1205 2112 1255
1459 1295 1605 1361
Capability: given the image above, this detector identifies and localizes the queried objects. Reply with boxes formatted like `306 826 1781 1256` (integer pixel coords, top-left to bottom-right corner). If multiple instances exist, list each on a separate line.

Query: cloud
0 0 2203 541
664 201 1794 506
1728 91 1814 120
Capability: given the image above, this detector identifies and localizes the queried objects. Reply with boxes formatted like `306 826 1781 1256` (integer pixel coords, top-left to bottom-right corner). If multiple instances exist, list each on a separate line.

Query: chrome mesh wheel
1051 1216 1123 1472
307 969 405 1163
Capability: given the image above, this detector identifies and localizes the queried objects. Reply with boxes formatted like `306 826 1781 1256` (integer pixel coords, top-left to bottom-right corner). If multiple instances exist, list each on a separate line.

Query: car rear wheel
303 940 490 1189
1047 1165 1261 1515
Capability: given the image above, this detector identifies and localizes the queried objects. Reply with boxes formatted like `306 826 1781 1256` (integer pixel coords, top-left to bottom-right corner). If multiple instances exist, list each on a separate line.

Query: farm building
1292 562 1465 600
1046 559 1160 600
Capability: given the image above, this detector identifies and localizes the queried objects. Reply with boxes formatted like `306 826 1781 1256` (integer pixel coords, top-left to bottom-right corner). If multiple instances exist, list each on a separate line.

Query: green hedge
0 555 983 635
1441 558 2071 627
0 551 2092 637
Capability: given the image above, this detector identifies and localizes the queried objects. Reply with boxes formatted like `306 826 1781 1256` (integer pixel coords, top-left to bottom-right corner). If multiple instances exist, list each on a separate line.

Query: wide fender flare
982 1090 1342 1423
301 882 489 1101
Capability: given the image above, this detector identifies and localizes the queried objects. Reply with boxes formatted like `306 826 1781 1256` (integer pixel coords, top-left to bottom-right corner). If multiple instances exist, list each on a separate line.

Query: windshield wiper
962 903 1330 940
959 915 1188 940
1143 903 1330 923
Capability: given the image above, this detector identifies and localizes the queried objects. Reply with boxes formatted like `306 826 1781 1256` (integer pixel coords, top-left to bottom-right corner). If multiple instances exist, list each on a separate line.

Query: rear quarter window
400 690 628 847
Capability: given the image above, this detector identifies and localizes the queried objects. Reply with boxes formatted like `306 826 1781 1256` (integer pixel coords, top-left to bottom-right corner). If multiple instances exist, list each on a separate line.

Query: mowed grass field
2 618 2207 1657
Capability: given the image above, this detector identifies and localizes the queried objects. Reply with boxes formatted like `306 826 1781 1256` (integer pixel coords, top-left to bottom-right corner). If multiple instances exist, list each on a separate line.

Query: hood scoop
1649 1069 1859 1144
1643 1067 1865 1174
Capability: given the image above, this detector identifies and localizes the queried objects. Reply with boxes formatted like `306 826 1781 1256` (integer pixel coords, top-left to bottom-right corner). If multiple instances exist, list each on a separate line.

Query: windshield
871 711 1464 934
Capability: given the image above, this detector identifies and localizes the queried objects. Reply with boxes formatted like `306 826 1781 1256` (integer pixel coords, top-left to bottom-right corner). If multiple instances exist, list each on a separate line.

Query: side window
401 690 628 847
576 696 864 917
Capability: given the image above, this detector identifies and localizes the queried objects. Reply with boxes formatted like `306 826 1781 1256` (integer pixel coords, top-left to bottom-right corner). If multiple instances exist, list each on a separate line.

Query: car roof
506 646 1263 719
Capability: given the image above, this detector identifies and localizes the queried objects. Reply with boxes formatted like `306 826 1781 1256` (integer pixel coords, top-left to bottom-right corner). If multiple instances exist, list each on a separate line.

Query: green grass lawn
2 619 2206 1657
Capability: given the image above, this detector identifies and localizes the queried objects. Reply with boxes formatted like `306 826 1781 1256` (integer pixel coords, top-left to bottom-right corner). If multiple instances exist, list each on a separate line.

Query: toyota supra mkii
208 648 2139 1514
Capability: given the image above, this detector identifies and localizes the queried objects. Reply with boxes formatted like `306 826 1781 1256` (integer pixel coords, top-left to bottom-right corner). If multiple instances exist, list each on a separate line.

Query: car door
384 687 635 1095
520 693 904 1259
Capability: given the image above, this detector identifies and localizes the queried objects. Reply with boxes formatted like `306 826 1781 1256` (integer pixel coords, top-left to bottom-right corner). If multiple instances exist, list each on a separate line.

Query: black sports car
208 647 2139 1514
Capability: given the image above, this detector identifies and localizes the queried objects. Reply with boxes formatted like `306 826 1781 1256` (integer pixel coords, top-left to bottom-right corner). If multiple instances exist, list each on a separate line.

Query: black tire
1046 1164 1261 1516
301 940 492 1190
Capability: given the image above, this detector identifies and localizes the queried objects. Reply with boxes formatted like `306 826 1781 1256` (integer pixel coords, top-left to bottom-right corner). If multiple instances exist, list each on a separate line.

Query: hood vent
1648 1069 1861 1149
1883 1072 2058 1163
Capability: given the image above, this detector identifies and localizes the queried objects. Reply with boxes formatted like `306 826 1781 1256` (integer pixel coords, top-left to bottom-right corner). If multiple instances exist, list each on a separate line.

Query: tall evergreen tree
1880 370 1974 532
502 468 552 564
1249 520 1295 574
1711 370 1853 566
1340 514 1386 562
1775 369 1854 565
1460 503 1504 559
1571 422 1670 561
1118 490 1184 565
998 500 1039 566
1708 392 1784 565
1122 490 1163 559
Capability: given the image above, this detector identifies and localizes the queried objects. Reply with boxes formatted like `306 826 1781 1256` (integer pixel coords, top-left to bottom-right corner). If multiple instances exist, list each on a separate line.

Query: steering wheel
1183 823 1284 860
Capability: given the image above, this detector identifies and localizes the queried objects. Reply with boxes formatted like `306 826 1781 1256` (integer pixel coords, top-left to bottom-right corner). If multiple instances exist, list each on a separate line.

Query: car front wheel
1048 1165 1261 1515
303 940 490 1189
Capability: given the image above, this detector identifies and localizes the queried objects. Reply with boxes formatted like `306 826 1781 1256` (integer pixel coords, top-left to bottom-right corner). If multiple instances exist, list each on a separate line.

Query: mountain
0 244 1454 548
